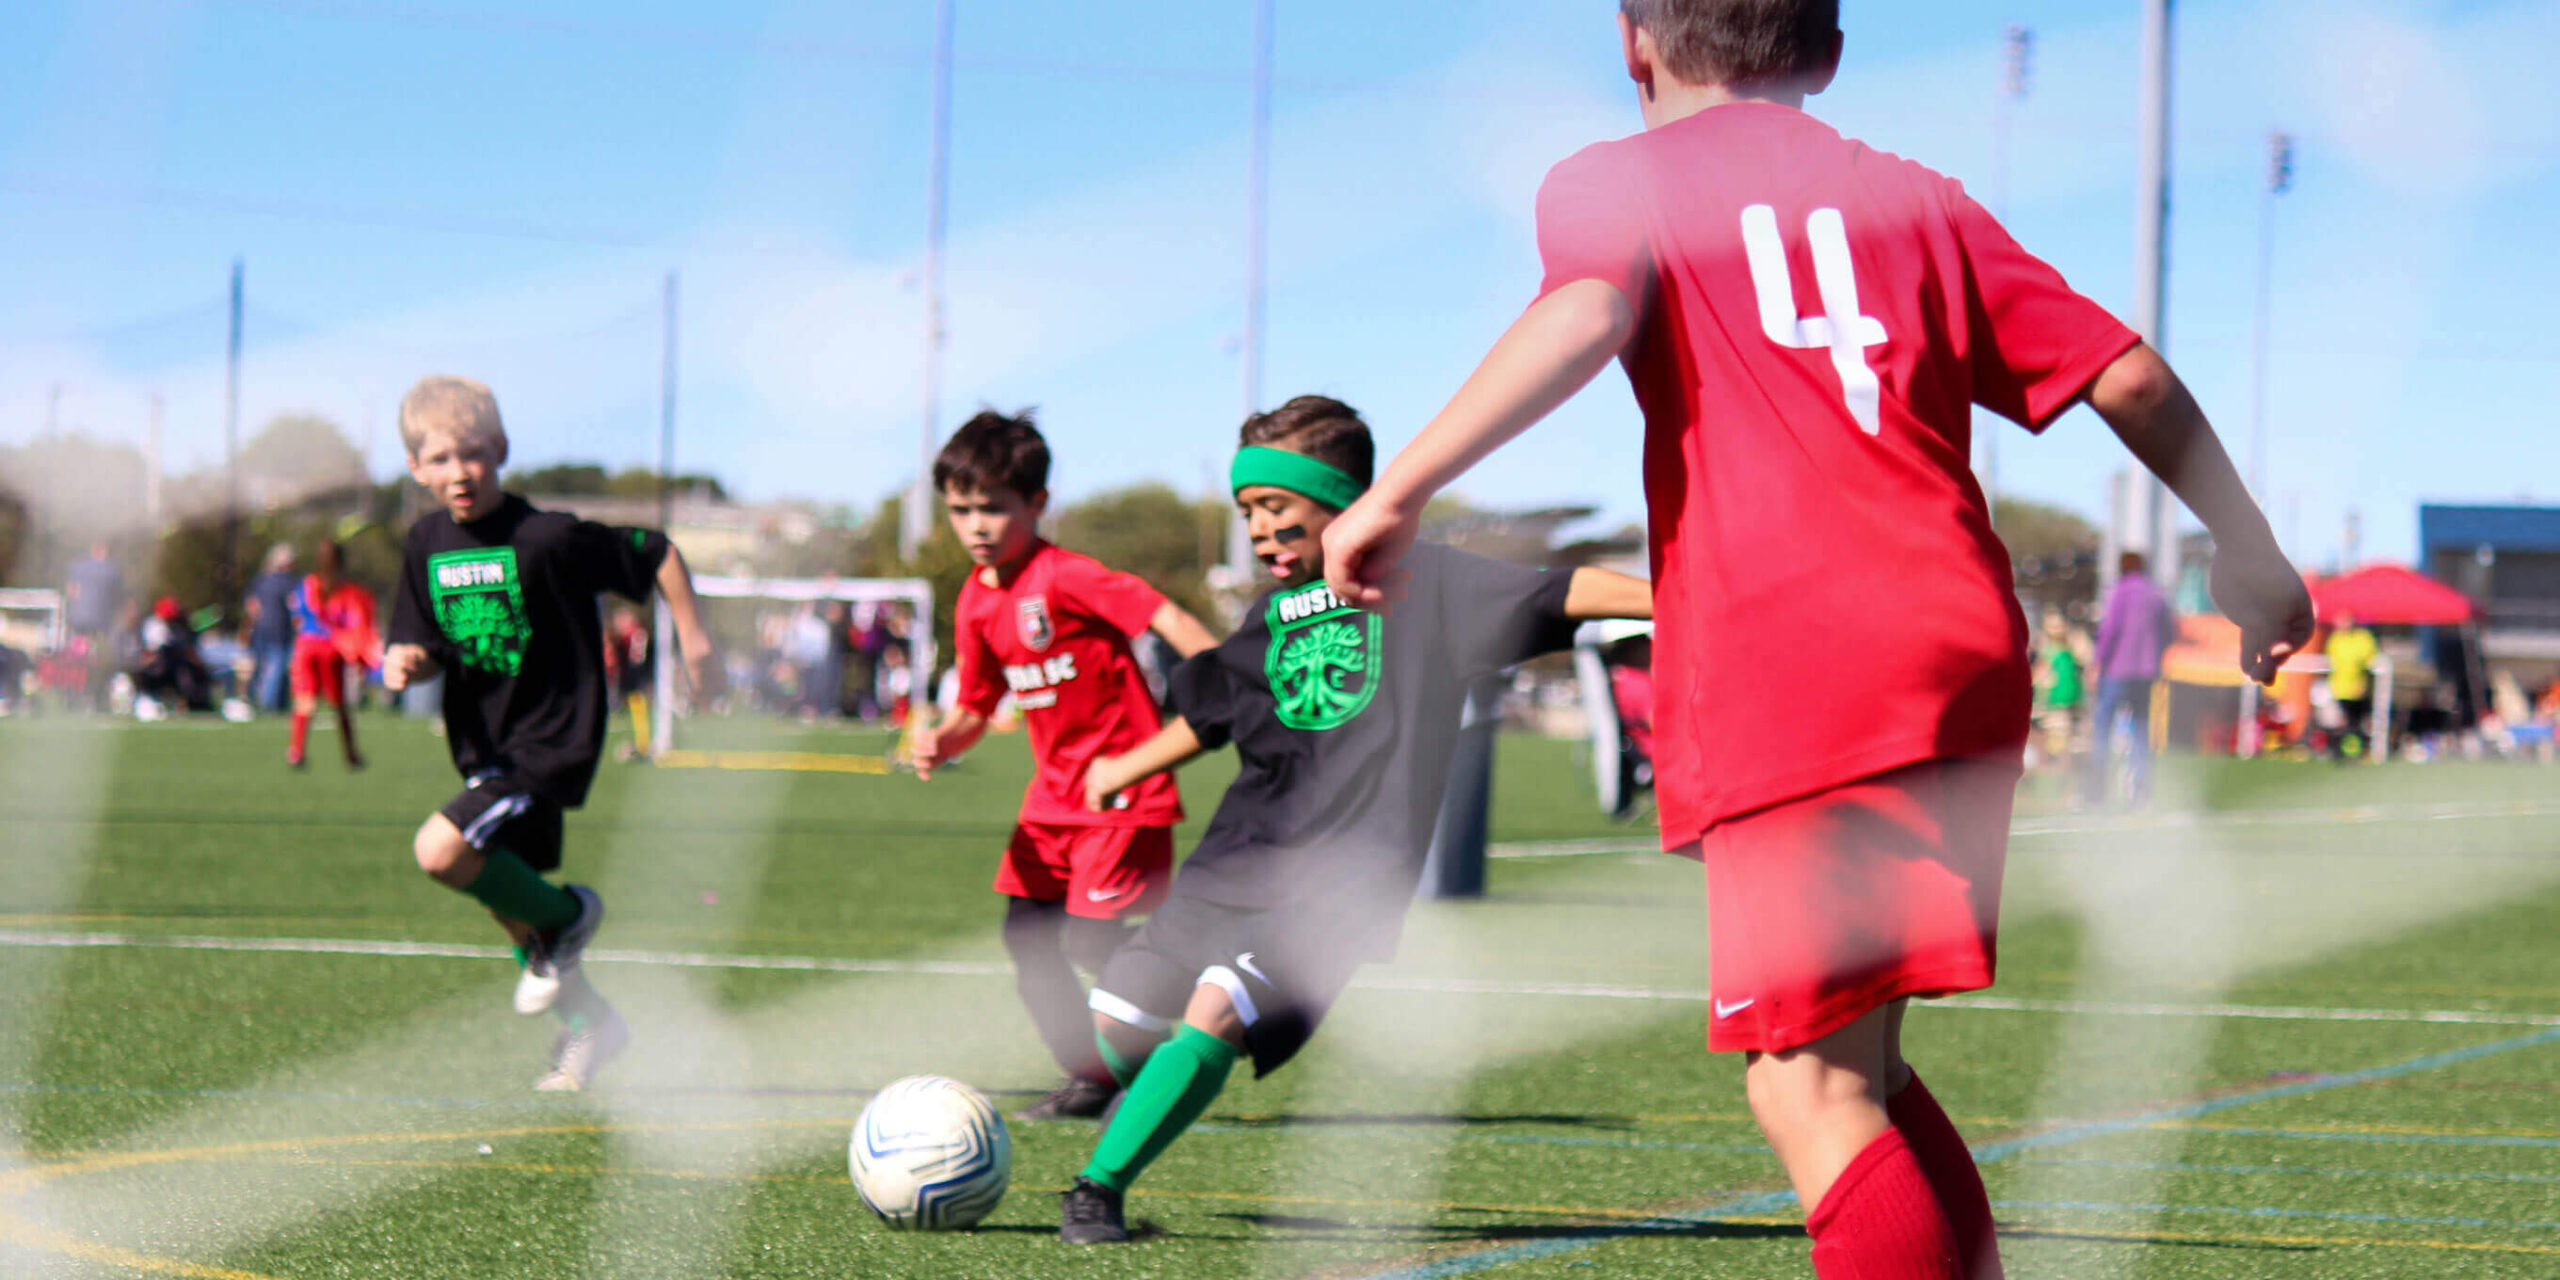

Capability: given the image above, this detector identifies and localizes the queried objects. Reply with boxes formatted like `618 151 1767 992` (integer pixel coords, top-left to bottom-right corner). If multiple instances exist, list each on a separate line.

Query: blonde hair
398 375 507 459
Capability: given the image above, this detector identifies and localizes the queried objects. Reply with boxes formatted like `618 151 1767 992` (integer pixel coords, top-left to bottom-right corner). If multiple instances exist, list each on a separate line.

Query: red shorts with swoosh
1687 755 2019 1054
994 823 1174 920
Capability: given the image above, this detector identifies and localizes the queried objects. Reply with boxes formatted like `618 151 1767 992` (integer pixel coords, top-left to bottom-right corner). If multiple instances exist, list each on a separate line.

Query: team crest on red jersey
1017 595 1054 650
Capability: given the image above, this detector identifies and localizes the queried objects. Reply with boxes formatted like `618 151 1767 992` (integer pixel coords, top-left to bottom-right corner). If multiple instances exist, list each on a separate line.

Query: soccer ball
848 1075 1011 1230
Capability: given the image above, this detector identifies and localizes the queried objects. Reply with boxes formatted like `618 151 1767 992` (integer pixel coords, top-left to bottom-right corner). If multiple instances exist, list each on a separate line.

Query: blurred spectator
607 603 656 756
2324 611 2378 761
134 596 217 714
875 643 913 724
243 543 300 712
788 603 840 719
64 541 125 712
2086 551 2173 806
2032 608 2085 772
0 639 27 714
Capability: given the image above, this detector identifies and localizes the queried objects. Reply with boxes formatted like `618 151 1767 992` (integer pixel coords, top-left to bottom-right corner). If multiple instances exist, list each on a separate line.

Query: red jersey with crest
1535 102 2139 846
954 541 1183 827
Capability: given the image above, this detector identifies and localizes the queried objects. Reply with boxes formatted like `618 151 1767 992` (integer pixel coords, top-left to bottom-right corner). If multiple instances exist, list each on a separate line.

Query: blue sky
5 0 2556 567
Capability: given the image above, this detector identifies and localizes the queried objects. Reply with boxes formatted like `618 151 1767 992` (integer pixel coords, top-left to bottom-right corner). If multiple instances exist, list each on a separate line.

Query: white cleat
513 958 562 1015
534 1007 629 1092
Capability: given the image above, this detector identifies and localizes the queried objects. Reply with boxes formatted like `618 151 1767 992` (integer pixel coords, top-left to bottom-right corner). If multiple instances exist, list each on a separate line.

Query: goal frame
651 575 937 756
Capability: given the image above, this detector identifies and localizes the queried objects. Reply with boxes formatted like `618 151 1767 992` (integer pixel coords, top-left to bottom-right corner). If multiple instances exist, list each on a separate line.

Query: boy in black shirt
1057 396 1651 1242
383 375 717 1091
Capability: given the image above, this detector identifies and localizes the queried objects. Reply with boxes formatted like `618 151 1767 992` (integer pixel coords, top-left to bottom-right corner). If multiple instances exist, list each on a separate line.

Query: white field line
1488 796 2560 860
2 928 2553 1029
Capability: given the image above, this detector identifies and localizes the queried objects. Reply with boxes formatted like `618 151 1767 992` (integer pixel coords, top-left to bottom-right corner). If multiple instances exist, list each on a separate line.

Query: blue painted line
2013 1155 2560 1186
2178 1125 2560 1150
1339 1025 2560 1280
1969 1026 2560 1163
1996 1199 2560 1233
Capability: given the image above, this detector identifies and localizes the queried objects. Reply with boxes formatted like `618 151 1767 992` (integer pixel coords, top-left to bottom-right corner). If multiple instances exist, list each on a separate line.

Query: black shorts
437 772 566 872
1089 892 1377 1078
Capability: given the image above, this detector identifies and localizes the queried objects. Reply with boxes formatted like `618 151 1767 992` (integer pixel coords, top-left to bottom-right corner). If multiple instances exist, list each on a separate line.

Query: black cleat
1015 1076 1116 1121
1059 1176 1127 1244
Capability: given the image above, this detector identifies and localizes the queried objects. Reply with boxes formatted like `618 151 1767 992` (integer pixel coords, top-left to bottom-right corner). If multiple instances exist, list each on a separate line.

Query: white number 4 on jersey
1740 204 1887 435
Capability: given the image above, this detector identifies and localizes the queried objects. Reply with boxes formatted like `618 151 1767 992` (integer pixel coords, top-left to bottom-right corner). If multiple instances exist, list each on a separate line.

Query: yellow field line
655 749 894 775
0 1213 287 1280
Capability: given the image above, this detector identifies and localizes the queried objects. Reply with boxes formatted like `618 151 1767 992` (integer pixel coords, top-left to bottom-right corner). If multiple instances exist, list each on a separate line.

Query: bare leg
1744 1003 1897 1212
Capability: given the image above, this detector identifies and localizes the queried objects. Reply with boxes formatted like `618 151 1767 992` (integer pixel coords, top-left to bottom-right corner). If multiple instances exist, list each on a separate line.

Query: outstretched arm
1324 279 1637 610
1563 567 1652 621
2085 344 2313 682
1084 717 1205 813
1149 601 1221 658
654 546 721 697
910 706 989 780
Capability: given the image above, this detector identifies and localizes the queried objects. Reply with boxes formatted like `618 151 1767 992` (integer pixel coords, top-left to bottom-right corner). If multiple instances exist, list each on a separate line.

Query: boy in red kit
909 410 1221 1121
287 539 380 771
1322 4 2316 1277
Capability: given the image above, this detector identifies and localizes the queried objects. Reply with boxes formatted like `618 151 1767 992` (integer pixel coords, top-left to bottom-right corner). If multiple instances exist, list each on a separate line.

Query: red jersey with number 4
1535 102 2139 846
954 541 1183 827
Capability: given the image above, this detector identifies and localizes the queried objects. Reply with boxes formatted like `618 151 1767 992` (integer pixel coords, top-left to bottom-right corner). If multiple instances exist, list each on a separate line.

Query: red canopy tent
2307 563 2478 626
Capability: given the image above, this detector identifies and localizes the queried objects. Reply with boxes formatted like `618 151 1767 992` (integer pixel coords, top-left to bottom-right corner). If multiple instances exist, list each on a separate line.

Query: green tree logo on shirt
426 548 530 676
1266 583 1382 731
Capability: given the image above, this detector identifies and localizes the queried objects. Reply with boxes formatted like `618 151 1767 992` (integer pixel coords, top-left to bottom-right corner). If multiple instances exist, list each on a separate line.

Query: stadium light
1983 25 2032 524
2128 0 2177 589
1225 0 1276 582
2247 131 2293 506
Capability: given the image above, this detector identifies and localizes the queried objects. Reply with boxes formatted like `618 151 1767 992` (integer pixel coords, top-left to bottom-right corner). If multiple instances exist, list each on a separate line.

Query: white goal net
649 575 938 759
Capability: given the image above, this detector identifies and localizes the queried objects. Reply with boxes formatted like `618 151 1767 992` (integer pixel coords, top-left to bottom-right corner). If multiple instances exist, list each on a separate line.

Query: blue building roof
2418 505 2560 558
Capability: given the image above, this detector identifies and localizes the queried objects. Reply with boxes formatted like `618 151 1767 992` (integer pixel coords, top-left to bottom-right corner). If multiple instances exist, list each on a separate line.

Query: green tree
513 462 611 495
1049 482 1222 623
240 414 368 507
1994 495 2103 620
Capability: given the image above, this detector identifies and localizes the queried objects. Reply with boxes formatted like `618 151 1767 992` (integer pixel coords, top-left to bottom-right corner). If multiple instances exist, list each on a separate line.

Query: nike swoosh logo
1085 888 1123 902
1234 952 1271 986
1713 998 1756 1019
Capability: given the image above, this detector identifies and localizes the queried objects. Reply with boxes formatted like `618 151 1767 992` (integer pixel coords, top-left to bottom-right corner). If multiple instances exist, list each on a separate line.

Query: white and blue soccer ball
848 1075 1012 1230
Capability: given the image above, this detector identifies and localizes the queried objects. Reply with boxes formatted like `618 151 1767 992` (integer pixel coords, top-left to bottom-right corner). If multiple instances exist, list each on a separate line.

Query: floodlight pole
907 0 955 563
1984 25 2031 526
223 258 244 603
1226 0 1274 579
659 270 680 531
2246 132 2292 506
2131 0 2176 589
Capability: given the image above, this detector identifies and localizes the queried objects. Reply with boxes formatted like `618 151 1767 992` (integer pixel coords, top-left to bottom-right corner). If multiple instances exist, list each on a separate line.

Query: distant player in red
288 539 380 771
909 409 1222 1121
1324 5 2315 1278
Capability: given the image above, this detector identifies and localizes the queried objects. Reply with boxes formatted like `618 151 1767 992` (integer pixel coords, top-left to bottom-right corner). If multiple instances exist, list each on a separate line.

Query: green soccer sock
1079 1025 1237 1193
1095 1026 1163 1090
462 850 580 933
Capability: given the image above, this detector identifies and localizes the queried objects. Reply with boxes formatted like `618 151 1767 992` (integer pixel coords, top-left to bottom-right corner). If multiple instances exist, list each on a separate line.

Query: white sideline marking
2 928 2553 1029
1488 796 2560 860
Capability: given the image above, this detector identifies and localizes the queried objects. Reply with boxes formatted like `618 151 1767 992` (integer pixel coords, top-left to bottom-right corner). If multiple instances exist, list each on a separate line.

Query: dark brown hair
933 409 1050 500
1619 0 1840 88
2118 550 2148 576
1240 395 1374 490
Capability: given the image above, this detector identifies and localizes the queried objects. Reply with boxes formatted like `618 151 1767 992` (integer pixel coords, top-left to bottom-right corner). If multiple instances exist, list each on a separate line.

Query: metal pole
2246 132 2292 503
224 258 244 602
1984 25 2031 526
659 270 680 531
1226 0 1273 578
146 392 164 527
907 0 954 562
2132 0 2176 588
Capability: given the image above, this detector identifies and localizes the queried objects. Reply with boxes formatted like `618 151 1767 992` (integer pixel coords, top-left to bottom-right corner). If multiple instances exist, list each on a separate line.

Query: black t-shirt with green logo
1165 543 1575 931
389 495 669 806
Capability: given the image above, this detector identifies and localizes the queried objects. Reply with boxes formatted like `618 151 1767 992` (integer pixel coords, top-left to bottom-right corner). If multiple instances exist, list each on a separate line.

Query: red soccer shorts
289 641 347 705
1689 755 2020 1054
993 823 1174 920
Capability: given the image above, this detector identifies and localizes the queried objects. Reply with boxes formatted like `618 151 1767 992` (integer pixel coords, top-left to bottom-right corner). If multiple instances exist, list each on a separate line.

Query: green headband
1230 446 1366 512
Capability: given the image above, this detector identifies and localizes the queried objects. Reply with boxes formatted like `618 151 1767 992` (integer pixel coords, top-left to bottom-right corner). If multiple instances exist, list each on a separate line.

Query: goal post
651 575 938 757
0 588 67 653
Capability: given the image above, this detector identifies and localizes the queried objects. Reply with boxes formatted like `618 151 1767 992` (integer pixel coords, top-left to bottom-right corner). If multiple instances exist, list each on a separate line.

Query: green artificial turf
2 713 2556 1279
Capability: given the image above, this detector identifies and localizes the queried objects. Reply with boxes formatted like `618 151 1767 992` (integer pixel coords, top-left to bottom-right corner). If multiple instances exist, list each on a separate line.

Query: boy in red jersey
1322 4 2316 1277
909 410 1221 1121
286 539 380 771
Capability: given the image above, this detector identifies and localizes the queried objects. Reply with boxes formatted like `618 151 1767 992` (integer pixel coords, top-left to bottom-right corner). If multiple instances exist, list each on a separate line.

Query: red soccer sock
1888 1072 2003 1279
288 711 311 762
1806 1127 1962 1280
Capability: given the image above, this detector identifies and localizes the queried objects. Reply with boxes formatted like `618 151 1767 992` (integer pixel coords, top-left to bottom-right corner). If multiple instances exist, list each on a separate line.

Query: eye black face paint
1272 525 1307 545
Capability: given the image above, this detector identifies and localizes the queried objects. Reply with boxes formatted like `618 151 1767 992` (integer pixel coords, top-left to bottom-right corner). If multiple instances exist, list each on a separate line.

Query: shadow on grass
1218 1212 1806 1244
1211 1112 1634 1132
2001 1225 2318 1254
